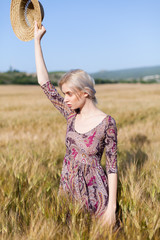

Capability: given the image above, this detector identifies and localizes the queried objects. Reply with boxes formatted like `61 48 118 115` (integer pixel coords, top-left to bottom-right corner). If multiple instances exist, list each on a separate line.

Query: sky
1 0 160 74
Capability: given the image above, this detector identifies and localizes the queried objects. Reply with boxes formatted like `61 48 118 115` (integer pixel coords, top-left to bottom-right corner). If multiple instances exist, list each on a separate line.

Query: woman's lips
67 104 72 108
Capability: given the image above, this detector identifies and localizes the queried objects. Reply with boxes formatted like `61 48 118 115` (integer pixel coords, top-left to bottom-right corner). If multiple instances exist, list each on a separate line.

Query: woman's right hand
34 21 46 41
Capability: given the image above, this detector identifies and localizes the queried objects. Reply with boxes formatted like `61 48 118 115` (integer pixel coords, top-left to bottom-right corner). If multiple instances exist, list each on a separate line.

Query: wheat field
0 83 160 240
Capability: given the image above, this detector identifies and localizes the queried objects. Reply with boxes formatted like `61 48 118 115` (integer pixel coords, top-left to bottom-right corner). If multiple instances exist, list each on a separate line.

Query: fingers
99 215 115 228
41 25 46 33
34 21 46 40
35 21 38 30
35 21 46 33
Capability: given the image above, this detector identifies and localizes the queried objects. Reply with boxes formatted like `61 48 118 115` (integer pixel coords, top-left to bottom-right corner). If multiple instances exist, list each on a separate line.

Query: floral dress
41 81 118 217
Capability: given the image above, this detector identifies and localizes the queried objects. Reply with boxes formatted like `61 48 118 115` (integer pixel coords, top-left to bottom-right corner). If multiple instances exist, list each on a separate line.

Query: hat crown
10 0 44 41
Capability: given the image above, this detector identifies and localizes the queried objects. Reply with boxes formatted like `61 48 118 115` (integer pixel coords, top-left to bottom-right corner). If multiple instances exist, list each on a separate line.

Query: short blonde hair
58 69 97 104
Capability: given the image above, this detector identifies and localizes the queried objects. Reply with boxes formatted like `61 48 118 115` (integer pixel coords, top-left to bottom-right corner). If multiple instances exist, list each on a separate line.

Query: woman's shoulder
106 114 116 124
96 110 116 126
105 115 117 136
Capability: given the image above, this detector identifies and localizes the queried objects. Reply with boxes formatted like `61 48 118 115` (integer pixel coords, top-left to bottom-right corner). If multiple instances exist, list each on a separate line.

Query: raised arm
34 22 74 120
34 21 49 86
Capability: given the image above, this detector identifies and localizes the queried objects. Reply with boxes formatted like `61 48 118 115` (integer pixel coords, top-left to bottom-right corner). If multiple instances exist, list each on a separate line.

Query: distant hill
91 66 160 81
0 71 65 85
0 66 160 84
0 71 37 85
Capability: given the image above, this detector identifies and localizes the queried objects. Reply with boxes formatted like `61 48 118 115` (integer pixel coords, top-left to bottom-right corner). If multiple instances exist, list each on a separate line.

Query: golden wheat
0 84 160 239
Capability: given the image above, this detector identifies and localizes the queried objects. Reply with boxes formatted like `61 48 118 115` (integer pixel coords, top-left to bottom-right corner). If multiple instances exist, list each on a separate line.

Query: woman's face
61 83 87 110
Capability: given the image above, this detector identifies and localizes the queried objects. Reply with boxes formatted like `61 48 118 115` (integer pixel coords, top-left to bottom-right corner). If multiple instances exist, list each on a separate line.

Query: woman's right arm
34 21 49 86
34 22 75 120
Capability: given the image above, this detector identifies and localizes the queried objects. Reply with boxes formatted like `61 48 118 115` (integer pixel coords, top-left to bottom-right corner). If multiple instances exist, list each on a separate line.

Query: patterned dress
41 81 118 217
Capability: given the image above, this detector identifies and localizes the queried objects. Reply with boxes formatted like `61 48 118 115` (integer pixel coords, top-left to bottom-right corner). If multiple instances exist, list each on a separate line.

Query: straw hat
10 0 44 41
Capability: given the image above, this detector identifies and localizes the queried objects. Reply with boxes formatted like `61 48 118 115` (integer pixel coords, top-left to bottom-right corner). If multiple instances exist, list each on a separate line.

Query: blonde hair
58 69 97 104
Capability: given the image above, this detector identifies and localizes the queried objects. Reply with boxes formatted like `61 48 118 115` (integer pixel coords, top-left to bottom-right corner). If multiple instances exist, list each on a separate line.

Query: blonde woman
34 22 118 228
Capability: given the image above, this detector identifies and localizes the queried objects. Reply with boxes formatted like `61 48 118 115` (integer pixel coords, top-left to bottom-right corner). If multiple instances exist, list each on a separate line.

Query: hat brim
10 0 44 41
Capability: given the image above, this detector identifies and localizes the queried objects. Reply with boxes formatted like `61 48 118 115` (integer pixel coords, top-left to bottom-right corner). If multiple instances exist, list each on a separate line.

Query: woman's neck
78 99 99 119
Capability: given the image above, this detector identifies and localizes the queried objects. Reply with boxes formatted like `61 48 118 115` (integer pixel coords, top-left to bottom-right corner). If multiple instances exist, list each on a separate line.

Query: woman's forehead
61 83 72 93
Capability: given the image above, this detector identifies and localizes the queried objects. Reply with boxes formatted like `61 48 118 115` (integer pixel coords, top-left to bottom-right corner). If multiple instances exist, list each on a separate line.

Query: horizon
2 64 160 75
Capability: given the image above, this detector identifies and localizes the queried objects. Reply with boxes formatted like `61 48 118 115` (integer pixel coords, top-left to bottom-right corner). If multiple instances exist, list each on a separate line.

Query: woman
34 22 118 227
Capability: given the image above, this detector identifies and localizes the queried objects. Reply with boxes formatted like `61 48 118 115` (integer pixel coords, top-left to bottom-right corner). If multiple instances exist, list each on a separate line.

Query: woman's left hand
99 205 116 227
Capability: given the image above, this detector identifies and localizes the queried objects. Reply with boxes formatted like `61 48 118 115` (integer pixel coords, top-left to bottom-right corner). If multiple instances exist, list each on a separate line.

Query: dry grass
0 83 160 239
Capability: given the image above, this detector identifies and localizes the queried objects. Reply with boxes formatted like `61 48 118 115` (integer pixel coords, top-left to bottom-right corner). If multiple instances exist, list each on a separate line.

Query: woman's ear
84 92 89 98
83 87 90 98
79 90 88 98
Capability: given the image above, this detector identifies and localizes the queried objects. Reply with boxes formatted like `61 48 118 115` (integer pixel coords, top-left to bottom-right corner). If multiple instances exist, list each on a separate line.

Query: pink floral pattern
41 81 118 217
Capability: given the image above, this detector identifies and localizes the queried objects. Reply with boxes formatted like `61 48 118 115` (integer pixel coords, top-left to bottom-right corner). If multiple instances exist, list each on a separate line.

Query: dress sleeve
40 80 74 120
105 116 118 175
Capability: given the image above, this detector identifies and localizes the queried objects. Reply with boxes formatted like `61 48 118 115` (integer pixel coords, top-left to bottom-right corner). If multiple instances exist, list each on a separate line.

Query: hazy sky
1 0 160 73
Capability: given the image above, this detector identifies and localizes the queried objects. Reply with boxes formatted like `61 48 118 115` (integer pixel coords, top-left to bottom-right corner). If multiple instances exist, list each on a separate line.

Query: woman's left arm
108 173 117 211
101 173 117 226
100 116 118 227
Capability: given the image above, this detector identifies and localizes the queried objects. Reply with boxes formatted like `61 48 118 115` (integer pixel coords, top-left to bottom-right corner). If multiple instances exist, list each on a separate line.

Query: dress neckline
73 114 108 135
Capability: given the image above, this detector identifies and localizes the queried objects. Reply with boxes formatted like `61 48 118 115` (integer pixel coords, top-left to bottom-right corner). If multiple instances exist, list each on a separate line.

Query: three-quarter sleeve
40 80 74 120
105 116 118 175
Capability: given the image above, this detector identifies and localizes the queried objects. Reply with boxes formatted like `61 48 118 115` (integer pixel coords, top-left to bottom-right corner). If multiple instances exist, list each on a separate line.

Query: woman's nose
64 95 68 103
